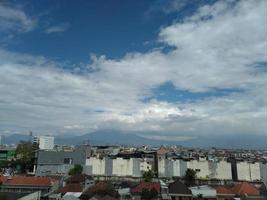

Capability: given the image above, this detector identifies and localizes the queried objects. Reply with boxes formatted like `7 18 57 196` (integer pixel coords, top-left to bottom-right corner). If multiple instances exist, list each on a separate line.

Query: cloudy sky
0 0 267 140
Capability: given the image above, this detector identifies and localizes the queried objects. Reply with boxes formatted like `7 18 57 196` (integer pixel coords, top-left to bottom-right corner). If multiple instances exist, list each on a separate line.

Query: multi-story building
33 135 54 150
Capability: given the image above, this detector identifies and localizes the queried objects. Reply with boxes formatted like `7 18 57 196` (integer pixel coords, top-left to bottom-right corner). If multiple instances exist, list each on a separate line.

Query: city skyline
1 0 267 143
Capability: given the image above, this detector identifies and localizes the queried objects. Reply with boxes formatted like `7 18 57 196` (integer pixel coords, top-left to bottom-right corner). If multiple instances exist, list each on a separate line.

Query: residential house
0 176 59 197
168 180 192 200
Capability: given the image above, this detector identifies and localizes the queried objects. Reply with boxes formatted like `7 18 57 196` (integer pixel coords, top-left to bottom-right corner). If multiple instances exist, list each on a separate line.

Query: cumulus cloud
1 0 267 138
0 3 36 32
44 23 70 34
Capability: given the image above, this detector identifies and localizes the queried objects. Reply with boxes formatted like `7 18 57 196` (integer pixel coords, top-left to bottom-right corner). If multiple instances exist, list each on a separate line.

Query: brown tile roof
214 186 234 196
215 182 260 197
157 146 168 156
131 181 160 194
0 176 55 187
57 183 82 193
91 195 117 200
230 182 260 196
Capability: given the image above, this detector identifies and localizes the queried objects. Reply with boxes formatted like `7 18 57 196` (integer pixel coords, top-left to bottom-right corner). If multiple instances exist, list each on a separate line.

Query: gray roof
37 146 87 165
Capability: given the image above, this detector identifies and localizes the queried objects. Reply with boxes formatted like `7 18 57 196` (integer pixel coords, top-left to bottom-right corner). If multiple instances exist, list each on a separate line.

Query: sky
0 0 267 141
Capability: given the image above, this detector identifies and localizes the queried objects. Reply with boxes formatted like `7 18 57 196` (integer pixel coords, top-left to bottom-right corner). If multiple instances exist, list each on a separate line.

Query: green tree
150 188 158 199
96 182 119 198
184 168 197 186
68 164 83 176
16 141 34 172
141 188 158 199
142 170 154 182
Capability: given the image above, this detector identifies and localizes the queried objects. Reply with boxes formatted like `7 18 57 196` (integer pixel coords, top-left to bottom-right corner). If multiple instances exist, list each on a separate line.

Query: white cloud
1 0 267 138
44 23 70 34
0 3 36 32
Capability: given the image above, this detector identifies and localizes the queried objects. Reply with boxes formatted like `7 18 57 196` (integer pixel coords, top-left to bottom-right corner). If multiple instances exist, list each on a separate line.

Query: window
64 158 73 164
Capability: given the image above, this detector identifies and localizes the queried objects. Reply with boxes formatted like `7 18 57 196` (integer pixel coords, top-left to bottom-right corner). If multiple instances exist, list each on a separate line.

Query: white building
237 161 261 181
158 158 232 180
86 156 112 176
33 136 54 150
112 157 141 177
86 156 152 177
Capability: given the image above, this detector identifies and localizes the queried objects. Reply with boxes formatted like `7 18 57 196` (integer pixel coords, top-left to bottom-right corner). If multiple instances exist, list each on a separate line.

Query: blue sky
1 0 267 140
3 0 217 62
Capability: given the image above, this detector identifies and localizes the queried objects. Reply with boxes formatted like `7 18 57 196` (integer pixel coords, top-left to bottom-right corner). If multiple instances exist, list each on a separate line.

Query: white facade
188 160 210 179
237 161 261 181
112 157 141 177
86 156 152 177
34 136 54 150
86 157 112 176
158 158 232 180
213 160 232 180
140 158 153 172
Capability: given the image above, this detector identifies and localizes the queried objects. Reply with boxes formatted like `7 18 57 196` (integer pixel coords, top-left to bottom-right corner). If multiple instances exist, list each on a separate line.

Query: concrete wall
237 162 261 181
112 158 141 177
158 156 166 178
86 157 112 176
158 158 232 180
214 161 232 180
36 164 73 176
260 163 267 182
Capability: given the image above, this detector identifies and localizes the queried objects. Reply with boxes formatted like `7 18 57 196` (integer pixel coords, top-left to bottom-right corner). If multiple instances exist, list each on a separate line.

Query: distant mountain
2 130 267 149
55 130 170 146
1 134 32 144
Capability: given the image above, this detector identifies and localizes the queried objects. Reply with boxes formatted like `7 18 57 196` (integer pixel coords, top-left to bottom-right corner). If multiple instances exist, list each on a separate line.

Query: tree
16 141 34 172
68 164 83 176
141 188 151 199
184 168 197 186
141 188 158 199
150 188 158 199
96 182 119 198
142 170 154 182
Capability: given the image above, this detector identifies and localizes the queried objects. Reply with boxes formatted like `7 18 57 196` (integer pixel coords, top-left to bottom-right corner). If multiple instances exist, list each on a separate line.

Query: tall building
33 136 54 150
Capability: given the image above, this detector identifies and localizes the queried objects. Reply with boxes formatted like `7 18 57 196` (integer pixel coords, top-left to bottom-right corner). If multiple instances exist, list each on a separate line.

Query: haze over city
1 0 267 146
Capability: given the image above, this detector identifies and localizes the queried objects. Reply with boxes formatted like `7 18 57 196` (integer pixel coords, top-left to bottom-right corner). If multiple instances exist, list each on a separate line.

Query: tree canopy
142 170 154 182
15 141 34 172
68 164 83 176
184 168 197 186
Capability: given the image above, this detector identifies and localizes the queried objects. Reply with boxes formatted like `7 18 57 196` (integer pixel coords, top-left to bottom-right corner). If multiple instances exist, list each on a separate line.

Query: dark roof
57 183 82 193
91 195 118 200
67 174 93 183
131 181 160 194
0 192 30 200
37 148 86 165
168 180 192 195
258 183 267 196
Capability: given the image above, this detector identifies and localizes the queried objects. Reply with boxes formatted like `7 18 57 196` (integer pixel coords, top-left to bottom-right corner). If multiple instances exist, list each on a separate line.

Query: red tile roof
215 186 234 196
57 183 82 193
215 182 260 197
0 176 55 187
131 181 160 194
230 182 260 196
157 146 168 156
92 195 117 200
